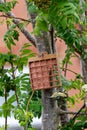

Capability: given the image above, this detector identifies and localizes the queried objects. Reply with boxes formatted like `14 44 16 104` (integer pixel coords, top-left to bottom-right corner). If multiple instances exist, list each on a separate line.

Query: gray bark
35 32 60 130
25 2 60 130
80 0 87 83
81 58 87 83
42 89 59 130
57 88 69 125
35 34 60 130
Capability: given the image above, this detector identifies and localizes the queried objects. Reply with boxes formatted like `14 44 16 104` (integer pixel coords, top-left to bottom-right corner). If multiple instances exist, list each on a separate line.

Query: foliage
0 126 5 130
0 21 41 129
27 0 87 59
14 108 34 128
4 24 19 50
61 119 87 130
0 51 41 129
0 0 87 130
0 0 17 13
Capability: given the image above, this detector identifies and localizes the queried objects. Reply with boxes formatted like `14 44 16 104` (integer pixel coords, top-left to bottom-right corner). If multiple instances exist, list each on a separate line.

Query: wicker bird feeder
28 53 61 90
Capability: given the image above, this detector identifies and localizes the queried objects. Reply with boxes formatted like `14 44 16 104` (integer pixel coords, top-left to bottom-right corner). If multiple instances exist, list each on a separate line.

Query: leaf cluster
4 24 19 50
62 119 87 130
0 23 41 128
0 0 17 13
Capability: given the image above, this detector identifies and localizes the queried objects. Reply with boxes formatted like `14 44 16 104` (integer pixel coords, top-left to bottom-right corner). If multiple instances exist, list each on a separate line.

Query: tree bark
35 32 60 130
80 0 87 83
42 89 59 130
34 32 60 130
25 2 60 130
81 58 87 83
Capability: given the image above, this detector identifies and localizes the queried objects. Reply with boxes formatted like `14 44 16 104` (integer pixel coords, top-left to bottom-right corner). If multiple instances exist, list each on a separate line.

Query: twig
4 87 7 130
59 110 86 115
72 104 85 120
62 67 84 81
10 62 19 106
73 52 80 58
49 26 54 53
26 90 34 112
25 90 34 130
72 45 83 56
64 63 68 77
62 67 79 75
57 105 86 116
0 14 31 22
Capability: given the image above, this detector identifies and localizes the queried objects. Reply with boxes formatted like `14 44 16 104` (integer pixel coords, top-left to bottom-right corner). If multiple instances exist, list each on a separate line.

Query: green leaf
33 27 41 36
68 97 75 106
12 30 19 40
77 115 87 122
21 49 32 55
18 22 24 29
0 1 17 13
28 128 36 130
7 95 16 104
2 103 14 117
27 2 37 13
21 43 31 49
36 19 48 32
4 27 19 50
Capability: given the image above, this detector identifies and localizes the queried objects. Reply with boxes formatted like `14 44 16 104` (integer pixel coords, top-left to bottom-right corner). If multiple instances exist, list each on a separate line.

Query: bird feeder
28 53 61 90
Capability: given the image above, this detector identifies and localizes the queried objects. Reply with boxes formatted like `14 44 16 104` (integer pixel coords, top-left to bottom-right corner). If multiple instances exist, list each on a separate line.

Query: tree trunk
81 58 87 83
35 32 60 130
25 3 60 129
34 32 60 130
57 88 68 125
42 89 59 130
80 0 87 83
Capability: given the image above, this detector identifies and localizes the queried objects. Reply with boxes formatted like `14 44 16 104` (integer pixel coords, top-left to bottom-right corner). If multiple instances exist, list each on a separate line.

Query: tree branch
57 105 86 116
62 67 85 81
0 14 31 22
72 104 85 120
59 109 86 115
72 45 83 56
26 90 34 112
0 0 36 47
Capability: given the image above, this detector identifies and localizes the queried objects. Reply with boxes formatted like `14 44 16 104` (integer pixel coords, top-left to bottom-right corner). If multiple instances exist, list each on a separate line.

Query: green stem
11 62 19 106
5 88 7 130
25 90 34 130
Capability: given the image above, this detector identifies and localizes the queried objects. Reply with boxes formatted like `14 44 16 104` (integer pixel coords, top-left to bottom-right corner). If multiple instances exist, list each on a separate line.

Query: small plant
0 126 5 130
